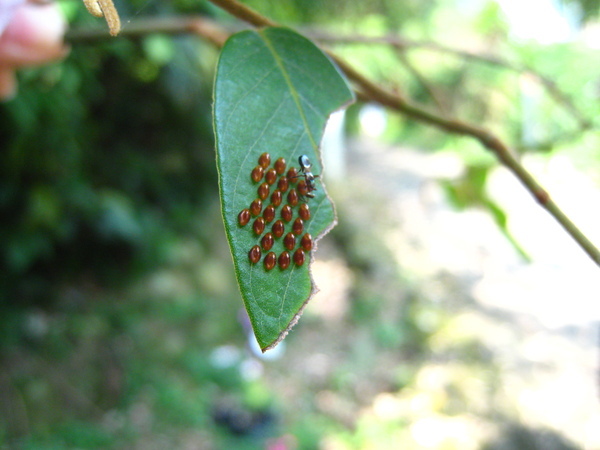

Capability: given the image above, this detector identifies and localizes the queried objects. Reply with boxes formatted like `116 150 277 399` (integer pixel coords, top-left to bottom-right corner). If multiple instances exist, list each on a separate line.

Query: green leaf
213 27 354 351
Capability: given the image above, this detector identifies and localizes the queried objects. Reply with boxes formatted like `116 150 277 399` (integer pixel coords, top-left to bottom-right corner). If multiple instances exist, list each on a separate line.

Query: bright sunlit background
1 0 599 448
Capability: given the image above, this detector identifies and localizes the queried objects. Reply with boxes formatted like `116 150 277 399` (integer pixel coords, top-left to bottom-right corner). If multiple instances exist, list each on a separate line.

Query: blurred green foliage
0 3 218 310
0 0 597 448
562 0 600 21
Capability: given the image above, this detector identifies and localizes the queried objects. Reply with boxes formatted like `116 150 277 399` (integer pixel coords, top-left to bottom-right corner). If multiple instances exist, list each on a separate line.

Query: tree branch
308 30 592 131
66 16 230 47
207 0 276 28
204 0 599 266
66 6 600 266
395 49 449 115
335 57 600 266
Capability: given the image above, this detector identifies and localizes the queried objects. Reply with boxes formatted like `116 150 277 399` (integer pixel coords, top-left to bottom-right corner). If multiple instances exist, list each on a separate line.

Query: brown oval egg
263 205 275 223
287 167 298 181
299 203 310 220
292 218 304 235
278 251 290 270
281 204 293 222
270 190 282 207
274 157 286 175
238 209 250 226
283 232 296 251
258 152 271 168
293 248 305 266
265 168 277 185
251 165 264 183
261 232 274 251
248 245 261 264
277 176 289 193
297 179 308 196
264 251 276 270
249 198 262 216
287 189 299 206
301 233 313 251
253 217 265 235
257 182 270 200
272 219 285 238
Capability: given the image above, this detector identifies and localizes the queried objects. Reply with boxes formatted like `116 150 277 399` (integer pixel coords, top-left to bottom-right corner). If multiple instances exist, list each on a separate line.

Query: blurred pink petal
0 0 25 34
0 0 68 100
0 0 68 65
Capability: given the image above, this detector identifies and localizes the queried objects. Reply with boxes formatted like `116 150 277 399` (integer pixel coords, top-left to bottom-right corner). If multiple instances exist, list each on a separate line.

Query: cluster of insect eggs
237 152 314 271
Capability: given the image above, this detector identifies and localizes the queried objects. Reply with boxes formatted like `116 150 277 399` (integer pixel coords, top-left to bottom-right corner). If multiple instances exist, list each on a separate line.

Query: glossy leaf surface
213 27 354 350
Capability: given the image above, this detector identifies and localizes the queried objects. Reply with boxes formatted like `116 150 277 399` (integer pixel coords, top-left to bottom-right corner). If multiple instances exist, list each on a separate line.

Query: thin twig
334 56 600 265
66 16 230 47
308 30 592 131
208 0 276 28
66 16 593 134
516 127 594 152
66 9 600 266
204 0 600 266
395 49 449 115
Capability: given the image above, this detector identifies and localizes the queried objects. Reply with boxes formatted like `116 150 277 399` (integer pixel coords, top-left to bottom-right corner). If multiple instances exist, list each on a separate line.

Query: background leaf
213 27 354 350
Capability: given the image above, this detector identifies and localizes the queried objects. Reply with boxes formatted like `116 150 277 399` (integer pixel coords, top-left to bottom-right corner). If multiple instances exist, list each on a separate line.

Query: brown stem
309 30 592 130
66 16 230 47
337 56 600 265
207 0 276 28
205 0 600 266
395 49 449 115
68 3 600 266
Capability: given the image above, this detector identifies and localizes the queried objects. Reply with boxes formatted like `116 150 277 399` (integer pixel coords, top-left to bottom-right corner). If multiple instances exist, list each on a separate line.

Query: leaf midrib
258 29 319 152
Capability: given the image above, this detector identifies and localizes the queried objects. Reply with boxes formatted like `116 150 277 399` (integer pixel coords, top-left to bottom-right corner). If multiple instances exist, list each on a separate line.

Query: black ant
297 154 319 199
